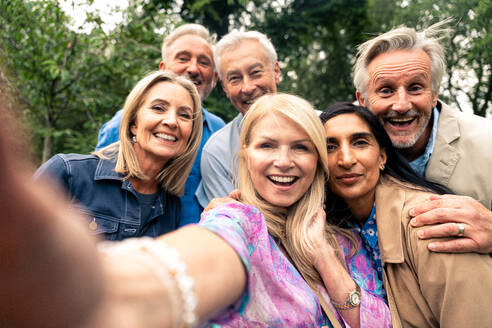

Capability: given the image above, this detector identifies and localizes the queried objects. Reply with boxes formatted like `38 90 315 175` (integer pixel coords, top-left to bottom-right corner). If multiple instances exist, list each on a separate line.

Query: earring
131 135 137 144
380 163 385 171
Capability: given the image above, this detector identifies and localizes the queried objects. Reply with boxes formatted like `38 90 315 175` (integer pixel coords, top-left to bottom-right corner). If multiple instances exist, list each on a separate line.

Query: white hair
161 23 216 63
354 19 452 99
215 30 278 80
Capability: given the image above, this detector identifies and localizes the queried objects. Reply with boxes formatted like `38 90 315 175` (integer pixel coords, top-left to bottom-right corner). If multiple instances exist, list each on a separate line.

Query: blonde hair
238 93 348 285
354 19 452 99
95 70 202 196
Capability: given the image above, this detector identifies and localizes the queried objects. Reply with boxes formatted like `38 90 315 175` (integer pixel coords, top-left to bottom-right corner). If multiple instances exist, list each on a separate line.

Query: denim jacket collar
93 157 164 210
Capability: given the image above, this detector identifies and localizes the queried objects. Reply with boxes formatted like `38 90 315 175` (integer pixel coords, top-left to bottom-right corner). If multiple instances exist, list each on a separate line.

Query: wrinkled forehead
367 49 432 81
220 39 272 70
167 34 214 58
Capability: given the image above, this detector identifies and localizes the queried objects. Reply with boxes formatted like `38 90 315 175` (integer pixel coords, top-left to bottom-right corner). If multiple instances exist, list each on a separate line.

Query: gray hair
215 30 278 80
161 23 216 63
354 20 452 99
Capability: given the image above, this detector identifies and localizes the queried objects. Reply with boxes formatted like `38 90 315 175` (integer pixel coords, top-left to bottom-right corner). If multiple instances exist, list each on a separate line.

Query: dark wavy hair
320 102 452 228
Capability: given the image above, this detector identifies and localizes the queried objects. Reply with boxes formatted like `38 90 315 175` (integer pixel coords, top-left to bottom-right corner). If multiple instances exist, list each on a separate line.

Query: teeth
155 133 177 142
388 117 414 123
269 176 295 183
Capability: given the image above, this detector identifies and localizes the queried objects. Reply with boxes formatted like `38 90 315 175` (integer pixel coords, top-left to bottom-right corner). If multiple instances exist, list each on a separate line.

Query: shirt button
89 219 98 231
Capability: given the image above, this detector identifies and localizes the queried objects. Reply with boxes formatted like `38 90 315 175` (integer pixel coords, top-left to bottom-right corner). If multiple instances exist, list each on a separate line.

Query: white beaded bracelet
138 238 198 328
98 237 198 328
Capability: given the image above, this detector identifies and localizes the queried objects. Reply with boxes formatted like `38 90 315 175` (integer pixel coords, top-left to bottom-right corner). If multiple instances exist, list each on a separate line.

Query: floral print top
198 203 392 327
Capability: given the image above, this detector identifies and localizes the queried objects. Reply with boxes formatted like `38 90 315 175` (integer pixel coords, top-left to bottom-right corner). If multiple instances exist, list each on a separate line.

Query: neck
346 192 375 227
129 176 159 194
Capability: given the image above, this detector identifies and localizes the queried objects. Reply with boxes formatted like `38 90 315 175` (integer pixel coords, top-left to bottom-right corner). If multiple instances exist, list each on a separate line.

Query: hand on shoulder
409 194 492 253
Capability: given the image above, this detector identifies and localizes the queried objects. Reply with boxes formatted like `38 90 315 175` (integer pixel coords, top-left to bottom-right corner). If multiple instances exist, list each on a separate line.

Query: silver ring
457 223 465 237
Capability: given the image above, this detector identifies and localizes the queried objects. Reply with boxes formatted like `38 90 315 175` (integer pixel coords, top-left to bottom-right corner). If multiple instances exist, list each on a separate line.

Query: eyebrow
150 99 170 105
225 62 265 79
150 99 192 111
260 136 311 143
173 50 191 57
326 132 374 142
248 63 264 71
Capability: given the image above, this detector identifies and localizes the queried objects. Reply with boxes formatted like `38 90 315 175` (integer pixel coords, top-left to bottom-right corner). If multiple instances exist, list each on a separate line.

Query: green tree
0 0 179 162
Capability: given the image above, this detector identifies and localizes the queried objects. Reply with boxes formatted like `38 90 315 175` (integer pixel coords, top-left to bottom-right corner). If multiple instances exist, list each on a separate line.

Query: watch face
350 292 361 305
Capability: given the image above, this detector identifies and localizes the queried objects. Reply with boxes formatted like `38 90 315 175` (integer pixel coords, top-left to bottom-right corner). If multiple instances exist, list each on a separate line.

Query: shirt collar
94 156 124 181
408 106 440 177
201 106 212 130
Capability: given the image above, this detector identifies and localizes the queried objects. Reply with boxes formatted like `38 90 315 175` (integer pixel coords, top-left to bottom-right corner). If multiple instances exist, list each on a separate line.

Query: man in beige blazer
354 21 492 254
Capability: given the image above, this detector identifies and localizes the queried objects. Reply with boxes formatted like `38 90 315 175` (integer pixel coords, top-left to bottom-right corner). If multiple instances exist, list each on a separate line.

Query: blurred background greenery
1 0 490 164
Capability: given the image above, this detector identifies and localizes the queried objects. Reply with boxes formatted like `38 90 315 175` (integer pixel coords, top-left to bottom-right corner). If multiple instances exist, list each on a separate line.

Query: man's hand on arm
409 194 492 253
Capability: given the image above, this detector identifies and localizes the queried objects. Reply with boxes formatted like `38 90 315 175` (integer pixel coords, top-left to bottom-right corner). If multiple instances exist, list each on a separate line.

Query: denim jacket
35 153 181 241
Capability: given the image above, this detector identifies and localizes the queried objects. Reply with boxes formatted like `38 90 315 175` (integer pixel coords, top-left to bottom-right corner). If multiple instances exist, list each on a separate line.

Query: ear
158 61 166 71
130 122 137 137
220 79 231 101
274 61 281 84
379 147 387 169
211 71 218 89
356 91 367 106
431 90 439 108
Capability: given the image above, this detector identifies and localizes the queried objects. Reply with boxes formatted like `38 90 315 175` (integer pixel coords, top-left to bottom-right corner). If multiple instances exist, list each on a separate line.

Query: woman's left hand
307 207 335 269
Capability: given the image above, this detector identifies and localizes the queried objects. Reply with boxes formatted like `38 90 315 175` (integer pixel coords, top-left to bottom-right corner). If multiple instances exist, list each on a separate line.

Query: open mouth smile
385 116 417 127
268 175 298 186
155 132 177 142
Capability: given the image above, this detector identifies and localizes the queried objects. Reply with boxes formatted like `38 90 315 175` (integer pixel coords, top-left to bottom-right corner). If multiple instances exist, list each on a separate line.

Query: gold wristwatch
331 282 361 310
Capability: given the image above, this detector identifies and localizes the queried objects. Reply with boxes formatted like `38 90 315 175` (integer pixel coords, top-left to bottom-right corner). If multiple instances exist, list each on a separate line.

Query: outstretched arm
0 132 105 328
409 194 492 253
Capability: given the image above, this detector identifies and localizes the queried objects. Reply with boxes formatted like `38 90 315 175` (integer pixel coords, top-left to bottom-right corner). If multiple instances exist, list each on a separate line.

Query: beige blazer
375 176 492 328
426 101 492 208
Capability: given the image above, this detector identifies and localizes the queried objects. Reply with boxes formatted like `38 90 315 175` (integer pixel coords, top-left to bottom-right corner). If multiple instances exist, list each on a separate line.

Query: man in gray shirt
196 31 281 208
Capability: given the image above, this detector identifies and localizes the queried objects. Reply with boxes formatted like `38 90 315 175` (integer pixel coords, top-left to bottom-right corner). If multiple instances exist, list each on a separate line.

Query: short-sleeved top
196 113 243 208
198 203 392 327
95 107 225 225
34 154 181 241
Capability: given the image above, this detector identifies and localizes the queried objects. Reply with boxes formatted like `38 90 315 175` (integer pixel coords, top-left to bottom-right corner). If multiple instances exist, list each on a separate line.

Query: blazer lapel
426 102 461 186
375 178 405 264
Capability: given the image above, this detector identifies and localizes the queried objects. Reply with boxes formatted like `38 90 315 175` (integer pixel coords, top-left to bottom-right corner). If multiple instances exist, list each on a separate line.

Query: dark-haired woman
321 102 492 328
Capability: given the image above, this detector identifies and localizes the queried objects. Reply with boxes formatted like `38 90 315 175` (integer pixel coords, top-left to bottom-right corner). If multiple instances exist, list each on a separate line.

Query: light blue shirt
196 113 243 208
95 107 225 226
409 107 440 177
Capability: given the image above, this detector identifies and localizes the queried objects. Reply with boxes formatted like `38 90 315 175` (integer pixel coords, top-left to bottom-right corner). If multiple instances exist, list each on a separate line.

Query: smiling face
130 81 194 171
357 49 438 160
219 39 280 115
160 34 217 100
244 112 318 207
324 113 387 216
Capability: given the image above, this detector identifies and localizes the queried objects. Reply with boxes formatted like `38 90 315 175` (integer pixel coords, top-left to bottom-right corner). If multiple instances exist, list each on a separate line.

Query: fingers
416 222 466 239
228 189 241 200
409 194 478 227
427 238 480 253
203 197 240 213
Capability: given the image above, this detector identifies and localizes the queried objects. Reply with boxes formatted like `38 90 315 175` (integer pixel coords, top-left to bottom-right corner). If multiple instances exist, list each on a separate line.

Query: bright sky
59 0 129 33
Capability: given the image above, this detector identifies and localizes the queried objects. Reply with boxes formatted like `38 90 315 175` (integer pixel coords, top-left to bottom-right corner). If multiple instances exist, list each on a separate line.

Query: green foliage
1 0 490 163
